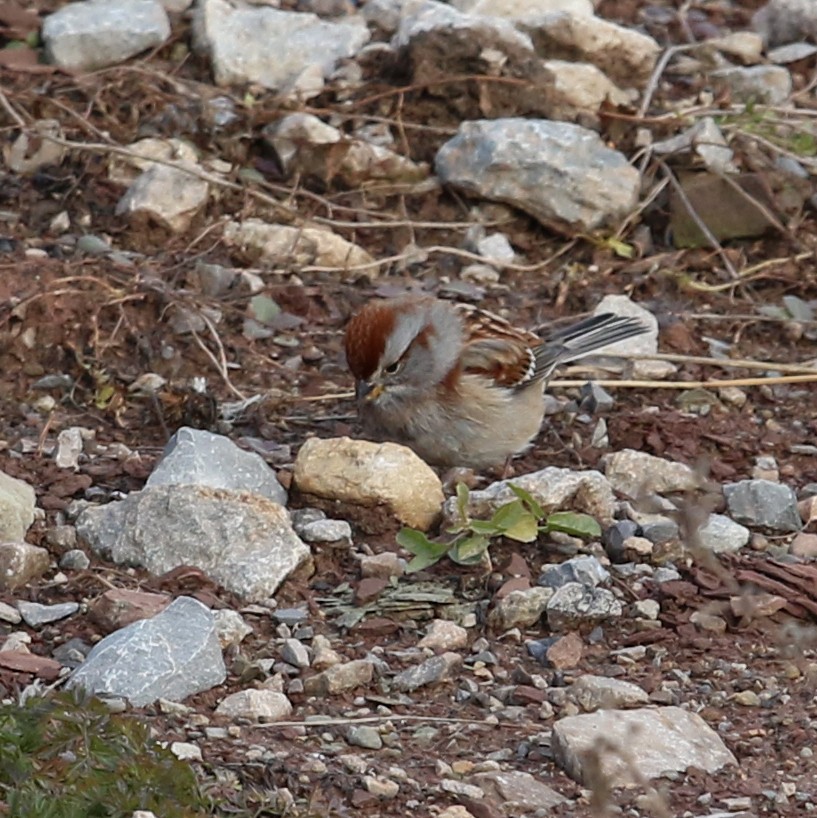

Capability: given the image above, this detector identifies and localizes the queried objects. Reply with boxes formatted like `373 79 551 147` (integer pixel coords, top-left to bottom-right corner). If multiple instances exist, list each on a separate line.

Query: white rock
42 0 171 72
0 470 37 542
521 10 660 86
224 219 377 278
592 295 658 357
215 689 293 721
697 513 750 554
710 65 792 105
603 449 700 498
542 59 634 118
552 706 737 786
193 0 370 95
453 0 593 18
293 437 444 531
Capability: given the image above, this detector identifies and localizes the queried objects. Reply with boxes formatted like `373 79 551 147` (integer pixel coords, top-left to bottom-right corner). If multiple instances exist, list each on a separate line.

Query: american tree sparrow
344 295 648 469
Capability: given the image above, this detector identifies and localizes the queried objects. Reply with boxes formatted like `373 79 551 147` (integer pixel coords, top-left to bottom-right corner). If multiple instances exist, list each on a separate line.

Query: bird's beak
356 380 384 401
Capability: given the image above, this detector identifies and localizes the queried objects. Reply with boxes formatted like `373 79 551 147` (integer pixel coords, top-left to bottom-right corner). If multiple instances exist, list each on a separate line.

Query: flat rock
552 706 738 786
293 436 443 531
76 484 310 602
568 674 649 711
215 689 293 721
546 583 622 631
723 479 802 533
69 596 226 706
471 770 567 811
435 119 640 232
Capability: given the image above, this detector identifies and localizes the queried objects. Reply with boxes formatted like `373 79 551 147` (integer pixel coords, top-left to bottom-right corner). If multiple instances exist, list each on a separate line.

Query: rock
689 611 727 634
298 519 352 544
59 549 90 570
697 514 751 553
579 382 615 413
0 543 50 591
360 552 406 579
444 467 616 527
418 619 469 651
633 599 660 620
753 0 817 48
488 587 553 631
546 583 622 631
723 480 802 533
116 159 210 233
552 706 737 786
18 601 79 627
55 427 84 469
0 470 37 541
603 449 700 498
76 485 310 602
293 437 444 531
311 634 343 670
540 59 634 120
537 555 609 589
193 0 370 96
90 588 172 632
393 652 462 692
453 0 592 17
473 232 516 265
435 119 640 233
471 770 567 811
521 10 660 86
709 65 792 105
790 532 817 558
215 689 293 720
347 725 383 750
707 31 764 64
542 631 584 670
363 776 399 798
0 651 62 681
265 113 428 187
568 674 649 711
42 0 171 72
0 601 21 624
69 597 226 706
224 219 377 279
592 296 659 358
303 658 374 695
147 427 287 505
213 609 254 648
281 638 310 669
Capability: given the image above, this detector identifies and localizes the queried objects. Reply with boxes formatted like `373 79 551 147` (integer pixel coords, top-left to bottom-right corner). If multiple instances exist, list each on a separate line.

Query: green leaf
543 511 601 539
489 499 527 531
502 513 540 543
396 528 450 572
507 484 545 519
449 534 490 565
467 519 502 535
455 482 470 522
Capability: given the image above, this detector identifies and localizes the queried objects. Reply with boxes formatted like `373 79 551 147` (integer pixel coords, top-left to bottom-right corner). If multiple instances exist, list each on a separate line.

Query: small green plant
0 689 207 818
396 483 601 571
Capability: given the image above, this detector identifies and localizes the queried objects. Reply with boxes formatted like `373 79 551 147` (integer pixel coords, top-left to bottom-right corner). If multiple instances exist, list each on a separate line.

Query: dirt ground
2 0 817 815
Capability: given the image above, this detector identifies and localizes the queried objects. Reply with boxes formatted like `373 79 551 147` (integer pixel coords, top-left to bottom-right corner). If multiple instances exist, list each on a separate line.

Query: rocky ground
1 0 817 815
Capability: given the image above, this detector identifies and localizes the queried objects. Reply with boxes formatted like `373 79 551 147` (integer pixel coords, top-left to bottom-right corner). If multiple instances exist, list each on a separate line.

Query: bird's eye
383 361 401 375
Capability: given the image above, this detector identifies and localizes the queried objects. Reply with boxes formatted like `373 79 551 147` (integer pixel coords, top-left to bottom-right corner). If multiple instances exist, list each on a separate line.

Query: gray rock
0 470 37 542
298 519 352 544
281 638 310 669
604 449 700 498
304 659 374 695
568 674 649 711
753 0 817 48
147 427 287 505
552 706 737 786
76 485 310 602
710 65 792 105
0 543 50 591
215 689 292 721
393 652 462 692
193 0 370 96
18 600 79 627
435 119 640 232
697 513 750 553
212 609 253 648
471 770 567 811
488 587 554 630
538 555 609 590
59 549 90 571
42 0 171 72
69 597 226 706
55 427 84 469
723 479 802 533
444 466 616 528
546 583 622 631
579 382 614 413
0 601 21 624
347 725 383 750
